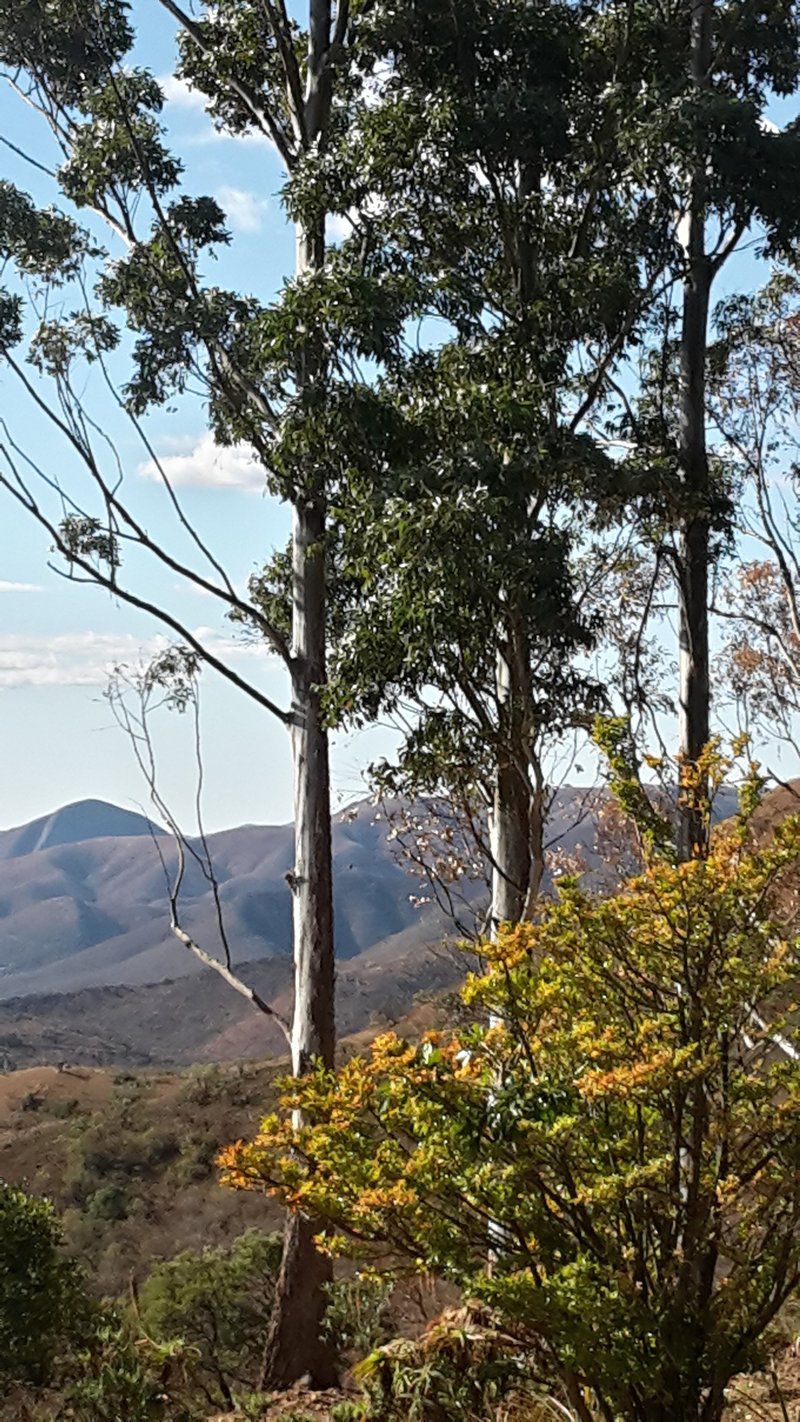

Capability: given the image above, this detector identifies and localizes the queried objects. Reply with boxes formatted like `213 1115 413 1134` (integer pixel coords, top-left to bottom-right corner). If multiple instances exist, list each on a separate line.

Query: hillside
0 985 442 1300
0 784 743 1070
0 923 465 1070
0 1058 285 1297
0 797 445 1000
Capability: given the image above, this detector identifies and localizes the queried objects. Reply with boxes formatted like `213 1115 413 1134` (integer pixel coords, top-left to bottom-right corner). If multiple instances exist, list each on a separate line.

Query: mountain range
0 796 444 1000
0 794 466 1068
0 785 744 1069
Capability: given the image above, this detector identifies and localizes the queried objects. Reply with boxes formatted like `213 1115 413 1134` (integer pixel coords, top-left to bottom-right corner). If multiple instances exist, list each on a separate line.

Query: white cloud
186 122 274 151
0 629 267 690
158 73 207 113
159 73 275 151
216 185 268 234
0 580 42 593
138 433 265 492
0 631 160 689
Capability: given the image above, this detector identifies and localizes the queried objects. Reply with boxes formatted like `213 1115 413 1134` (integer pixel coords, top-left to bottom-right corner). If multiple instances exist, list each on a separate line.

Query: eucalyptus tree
0 0 395 1386
707 273 800 764
240 0 680 929
610 0 800 856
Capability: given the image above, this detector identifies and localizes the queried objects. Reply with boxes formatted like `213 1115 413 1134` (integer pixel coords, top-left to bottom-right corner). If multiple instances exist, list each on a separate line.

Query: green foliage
0 180 86 282
85 1185 129 1223
332 1308 549 1422
323 1273 394 1356
226 810 800 1422
137 1230 282 1407
62 1314 192 1422
179 1062 230 1106
591 715 675 861
169 1131 219 1186
0 0 133 104
0 1183 84 1387
66 1098 179 1207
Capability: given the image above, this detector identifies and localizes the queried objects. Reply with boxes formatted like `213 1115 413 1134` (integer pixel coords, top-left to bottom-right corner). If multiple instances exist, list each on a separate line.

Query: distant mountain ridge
0 785 745 1005
0 784 753 1070
0 796 448 1002
0 799 166 861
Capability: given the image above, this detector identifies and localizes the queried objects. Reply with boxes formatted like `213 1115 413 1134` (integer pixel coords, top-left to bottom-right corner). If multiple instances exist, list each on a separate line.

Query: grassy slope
0 1059 284 1296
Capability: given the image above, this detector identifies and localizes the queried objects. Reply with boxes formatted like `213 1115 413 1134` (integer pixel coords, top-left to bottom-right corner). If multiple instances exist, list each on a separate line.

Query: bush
85 1185 129 1222
331 1307 549 1422
169 1130 219 1185
0 1183 85 1386
66 1107 179 1205
137 1229 282 1407
62 1314 193 1422
179 1063 228 1106
324 1273 394 1356
223 805 800 1422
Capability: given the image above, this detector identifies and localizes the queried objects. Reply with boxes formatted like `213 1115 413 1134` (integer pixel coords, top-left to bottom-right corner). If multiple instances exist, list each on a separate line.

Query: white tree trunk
490 604 533 931
676 0 713 863
261 212 338 1390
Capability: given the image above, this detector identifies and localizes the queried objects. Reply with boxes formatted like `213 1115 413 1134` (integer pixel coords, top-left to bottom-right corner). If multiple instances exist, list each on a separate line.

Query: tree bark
676 0 713 863
261 452 338 1396
261 199 338 1385
490 602 533 930
260 1213 337 1391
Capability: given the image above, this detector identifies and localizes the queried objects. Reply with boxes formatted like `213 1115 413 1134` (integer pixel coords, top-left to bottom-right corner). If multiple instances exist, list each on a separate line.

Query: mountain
0 783 747 1070
0 798 166 861
0 797 444 1001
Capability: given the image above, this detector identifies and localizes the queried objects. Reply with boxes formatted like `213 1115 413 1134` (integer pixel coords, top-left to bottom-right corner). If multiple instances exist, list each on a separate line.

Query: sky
2 13 800 834
0 1 392 833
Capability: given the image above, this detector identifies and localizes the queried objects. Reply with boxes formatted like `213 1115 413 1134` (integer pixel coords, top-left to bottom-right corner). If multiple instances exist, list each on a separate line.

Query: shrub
66 1108 179 1205
179 1063 228 1106
324 1273 394 1356
85 1185 129 1221
0 1183 85 1386
169 1130 219 1185
332 1307 548 1422
223 808 800 1422
137 1229 282 1407
62 1314 193 1422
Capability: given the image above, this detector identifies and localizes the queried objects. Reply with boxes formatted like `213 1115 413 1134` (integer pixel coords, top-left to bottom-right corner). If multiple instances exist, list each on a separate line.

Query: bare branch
107 669 293 1047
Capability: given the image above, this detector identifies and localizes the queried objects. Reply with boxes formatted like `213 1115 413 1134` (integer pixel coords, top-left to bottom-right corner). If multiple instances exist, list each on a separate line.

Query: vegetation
138 1231 283 1409
329 1307 554 1422
3 0 800 1412
224 797 800 1421
0 1184 84 1388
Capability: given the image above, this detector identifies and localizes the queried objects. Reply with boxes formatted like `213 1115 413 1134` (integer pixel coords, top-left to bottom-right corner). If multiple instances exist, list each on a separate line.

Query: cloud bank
138 433 265 491
0 629 267 689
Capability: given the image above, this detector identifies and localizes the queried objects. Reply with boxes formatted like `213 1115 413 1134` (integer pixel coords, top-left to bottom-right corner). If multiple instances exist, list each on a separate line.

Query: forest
2 0 800 1419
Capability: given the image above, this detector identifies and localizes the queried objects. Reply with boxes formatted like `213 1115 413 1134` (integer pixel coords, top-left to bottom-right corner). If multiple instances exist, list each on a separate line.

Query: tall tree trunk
676 0 713 863
490 603 533 930
261 203 338 1388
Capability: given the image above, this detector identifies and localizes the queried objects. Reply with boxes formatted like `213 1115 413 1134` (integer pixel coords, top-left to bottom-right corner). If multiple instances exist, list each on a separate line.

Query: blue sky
2 11 800 833
0 1 393 832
